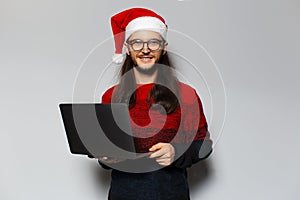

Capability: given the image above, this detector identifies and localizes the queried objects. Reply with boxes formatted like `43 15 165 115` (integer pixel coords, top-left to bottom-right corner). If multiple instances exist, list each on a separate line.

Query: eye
129 39 143 45
148 39 161 45
148 39 162 50
127 39 163 51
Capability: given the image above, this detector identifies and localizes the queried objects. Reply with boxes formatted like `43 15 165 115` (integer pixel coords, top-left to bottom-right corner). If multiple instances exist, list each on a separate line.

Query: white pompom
112 53 124 64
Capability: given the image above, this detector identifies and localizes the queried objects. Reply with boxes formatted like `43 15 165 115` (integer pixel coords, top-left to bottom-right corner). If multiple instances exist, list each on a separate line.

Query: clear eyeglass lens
130 39 162 51
131 42 143 50
148 40 160 50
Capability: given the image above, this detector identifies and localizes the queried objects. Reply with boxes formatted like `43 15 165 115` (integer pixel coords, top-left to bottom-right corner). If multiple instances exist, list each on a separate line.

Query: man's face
125 30 168 70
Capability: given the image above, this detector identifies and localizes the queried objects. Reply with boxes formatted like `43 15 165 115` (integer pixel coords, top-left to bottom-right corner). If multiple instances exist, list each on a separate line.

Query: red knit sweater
101 82 209 153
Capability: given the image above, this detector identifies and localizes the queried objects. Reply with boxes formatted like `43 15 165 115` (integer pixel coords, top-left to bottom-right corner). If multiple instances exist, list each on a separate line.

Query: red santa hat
110 8 168 63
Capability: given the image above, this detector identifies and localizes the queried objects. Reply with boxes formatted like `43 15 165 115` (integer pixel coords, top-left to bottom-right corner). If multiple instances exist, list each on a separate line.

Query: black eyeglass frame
126 39 166 51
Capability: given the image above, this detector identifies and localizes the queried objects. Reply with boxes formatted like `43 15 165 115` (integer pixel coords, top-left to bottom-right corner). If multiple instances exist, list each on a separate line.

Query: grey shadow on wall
91 162 111 190
188 159 213 192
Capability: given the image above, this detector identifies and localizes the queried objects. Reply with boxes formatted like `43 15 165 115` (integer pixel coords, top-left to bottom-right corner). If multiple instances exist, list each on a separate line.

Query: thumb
149 143 165 152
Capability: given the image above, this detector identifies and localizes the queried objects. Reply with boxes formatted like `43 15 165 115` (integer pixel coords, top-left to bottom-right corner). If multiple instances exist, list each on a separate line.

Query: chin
135 63 158 74
138 63 155 69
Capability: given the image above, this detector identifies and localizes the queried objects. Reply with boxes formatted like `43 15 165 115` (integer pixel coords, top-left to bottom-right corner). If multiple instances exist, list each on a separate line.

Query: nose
141 42 150 53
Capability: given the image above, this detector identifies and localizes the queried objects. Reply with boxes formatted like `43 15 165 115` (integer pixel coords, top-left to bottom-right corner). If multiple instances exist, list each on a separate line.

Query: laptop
59 103 151 159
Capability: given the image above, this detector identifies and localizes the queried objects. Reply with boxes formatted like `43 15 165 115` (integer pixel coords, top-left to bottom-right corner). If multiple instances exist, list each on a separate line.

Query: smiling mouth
138 56 154 62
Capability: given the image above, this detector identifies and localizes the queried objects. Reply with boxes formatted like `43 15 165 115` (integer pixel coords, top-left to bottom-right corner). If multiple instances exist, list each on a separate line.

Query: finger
156 153 174 162
149 143 166 152
98 156 108 161
156 158 169 163
156 153 171 159
149 148 168 158
99 157 118 163
156 160 171 166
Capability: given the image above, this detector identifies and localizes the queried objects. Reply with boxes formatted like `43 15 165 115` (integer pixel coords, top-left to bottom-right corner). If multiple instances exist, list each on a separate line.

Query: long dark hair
112 52 180 114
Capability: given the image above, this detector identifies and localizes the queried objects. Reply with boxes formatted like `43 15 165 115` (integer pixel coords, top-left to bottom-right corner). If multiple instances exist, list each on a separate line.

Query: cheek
127 53 136 64
130 52 137 60
155 52 163 61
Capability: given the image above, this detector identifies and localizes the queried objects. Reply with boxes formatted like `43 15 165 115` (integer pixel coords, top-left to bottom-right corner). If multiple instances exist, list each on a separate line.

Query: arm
148 89 213 168
148 130 212 169
171 131 213 169
171 90 213 168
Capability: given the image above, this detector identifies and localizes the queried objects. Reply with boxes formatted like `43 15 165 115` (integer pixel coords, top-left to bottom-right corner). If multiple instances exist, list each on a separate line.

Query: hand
98 156 126 164
149 143 175 166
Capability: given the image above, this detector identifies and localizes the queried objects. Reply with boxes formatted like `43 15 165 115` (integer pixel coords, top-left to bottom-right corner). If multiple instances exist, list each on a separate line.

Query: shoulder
101 85 117 103
178 82 199 104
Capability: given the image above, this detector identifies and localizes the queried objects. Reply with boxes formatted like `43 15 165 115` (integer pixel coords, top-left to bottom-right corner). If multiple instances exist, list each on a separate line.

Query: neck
133 67 158 84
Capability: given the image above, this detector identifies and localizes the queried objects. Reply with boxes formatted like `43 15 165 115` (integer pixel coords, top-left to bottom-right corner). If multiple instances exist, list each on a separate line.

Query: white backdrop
1 0 299 199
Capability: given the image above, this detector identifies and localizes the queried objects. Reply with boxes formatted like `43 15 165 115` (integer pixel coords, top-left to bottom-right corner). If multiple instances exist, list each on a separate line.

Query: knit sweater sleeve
171 89 213 169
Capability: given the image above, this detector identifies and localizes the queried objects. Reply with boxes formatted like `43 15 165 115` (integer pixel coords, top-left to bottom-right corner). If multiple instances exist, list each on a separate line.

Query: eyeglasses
127 39 164 51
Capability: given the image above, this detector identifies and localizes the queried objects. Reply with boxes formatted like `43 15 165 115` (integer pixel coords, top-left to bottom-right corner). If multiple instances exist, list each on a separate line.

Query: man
98 7 212 200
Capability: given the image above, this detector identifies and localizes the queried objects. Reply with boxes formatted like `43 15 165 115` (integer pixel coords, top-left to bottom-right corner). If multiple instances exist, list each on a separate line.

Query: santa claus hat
110 8 168 63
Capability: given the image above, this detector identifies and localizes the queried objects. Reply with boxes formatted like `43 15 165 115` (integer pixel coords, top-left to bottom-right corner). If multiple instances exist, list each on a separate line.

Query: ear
163 42 168 55
124 43 130 55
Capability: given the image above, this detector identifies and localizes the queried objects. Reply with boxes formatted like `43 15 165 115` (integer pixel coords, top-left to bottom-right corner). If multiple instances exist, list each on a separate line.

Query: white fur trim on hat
112 53 124 64
125 16 167 41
